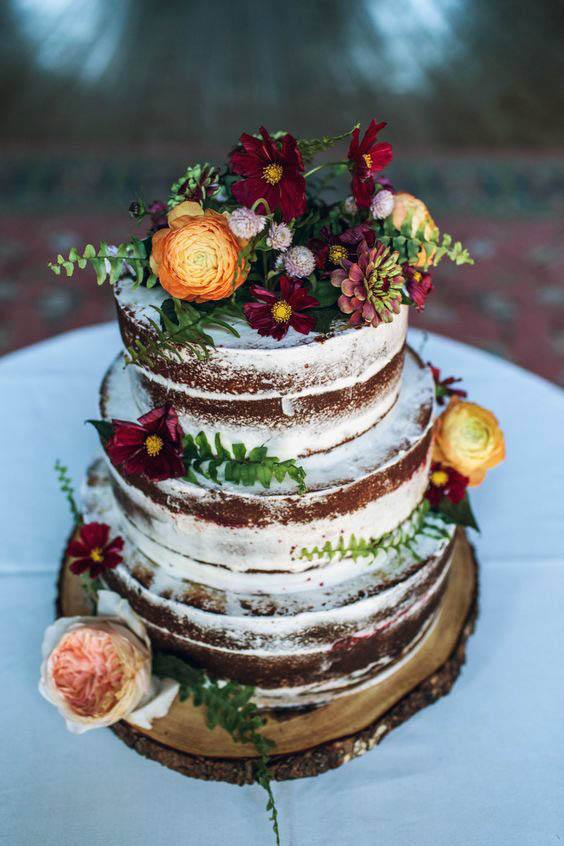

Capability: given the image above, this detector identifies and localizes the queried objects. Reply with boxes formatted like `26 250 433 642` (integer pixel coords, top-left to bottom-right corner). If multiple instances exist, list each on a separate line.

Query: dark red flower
308 227 351 273
428 364 468 406
147 200 168 233
404 264 433 310
426 463 469 509
347 119 393 209
67 522 124 579
229 127 306 222
243 276 319 340
106 404 185 482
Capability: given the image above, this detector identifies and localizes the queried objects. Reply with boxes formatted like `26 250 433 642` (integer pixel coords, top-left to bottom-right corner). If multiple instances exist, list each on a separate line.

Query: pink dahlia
331 239 404 328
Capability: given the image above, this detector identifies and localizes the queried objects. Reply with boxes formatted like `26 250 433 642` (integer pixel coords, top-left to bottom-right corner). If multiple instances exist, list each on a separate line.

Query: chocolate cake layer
99 347 434 571
114 278 409 456
84 460 454 703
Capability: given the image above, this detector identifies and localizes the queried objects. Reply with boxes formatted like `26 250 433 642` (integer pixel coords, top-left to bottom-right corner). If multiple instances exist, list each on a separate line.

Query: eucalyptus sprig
124 297 242 367
299 499 451 564
183 432 307 494
152 652 280 845
48 237 156 288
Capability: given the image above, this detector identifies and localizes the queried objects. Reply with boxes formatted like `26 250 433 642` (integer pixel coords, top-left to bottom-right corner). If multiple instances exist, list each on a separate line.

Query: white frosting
83 461 454 599
100 348 433 570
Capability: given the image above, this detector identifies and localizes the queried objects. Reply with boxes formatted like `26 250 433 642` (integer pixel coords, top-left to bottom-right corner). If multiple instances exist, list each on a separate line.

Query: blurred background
1 0 564 382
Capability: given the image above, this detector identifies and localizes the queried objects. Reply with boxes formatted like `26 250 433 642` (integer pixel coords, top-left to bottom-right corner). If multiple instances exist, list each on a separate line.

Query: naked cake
42 120 505 797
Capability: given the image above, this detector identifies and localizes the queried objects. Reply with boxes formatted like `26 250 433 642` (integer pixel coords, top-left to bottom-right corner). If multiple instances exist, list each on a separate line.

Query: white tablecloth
1 324 563 846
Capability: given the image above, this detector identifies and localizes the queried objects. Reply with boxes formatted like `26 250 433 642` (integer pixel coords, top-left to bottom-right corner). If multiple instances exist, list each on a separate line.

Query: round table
1 324 563 846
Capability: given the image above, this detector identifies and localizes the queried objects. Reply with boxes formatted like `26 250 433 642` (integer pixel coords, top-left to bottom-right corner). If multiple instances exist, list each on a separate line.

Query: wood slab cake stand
57 528 478 784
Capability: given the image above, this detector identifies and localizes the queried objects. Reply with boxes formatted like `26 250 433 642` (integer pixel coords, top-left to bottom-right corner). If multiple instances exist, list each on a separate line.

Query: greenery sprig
124 297 242 366
298 123 359 164
168 162 220 207
183 432 307 493
48 238 157 288
152 652 280 845
54 460 83 526
374 215 473 268
299 499 450 564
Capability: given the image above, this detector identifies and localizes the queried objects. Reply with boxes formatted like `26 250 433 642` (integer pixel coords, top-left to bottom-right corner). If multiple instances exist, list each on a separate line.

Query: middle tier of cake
99 345 434 572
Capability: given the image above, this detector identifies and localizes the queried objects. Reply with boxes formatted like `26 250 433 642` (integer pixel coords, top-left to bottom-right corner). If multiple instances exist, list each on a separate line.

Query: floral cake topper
48 118 473 362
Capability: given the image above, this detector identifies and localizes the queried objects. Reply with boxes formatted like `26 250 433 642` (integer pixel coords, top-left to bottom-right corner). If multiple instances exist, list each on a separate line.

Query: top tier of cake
115 279 408 459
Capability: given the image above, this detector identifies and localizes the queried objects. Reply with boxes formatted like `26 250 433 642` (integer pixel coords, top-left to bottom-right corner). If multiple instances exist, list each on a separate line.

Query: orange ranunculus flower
150 201 248 302
432 397 505 486
391 192 438 268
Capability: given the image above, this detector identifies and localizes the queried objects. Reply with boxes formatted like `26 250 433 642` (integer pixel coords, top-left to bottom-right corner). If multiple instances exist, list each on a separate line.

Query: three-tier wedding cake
43 120 504 751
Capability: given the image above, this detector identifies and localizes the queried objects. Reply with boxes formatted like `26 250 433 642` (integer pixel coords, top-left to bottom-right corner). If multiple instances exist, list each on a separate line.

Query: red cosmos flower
243 276 319 341
403 264 433 310
229 127 306 222
347 119 393 209
67 522 124 579
428 364 468 406
308 227 351 273
425 462 469 509
106 404 185 482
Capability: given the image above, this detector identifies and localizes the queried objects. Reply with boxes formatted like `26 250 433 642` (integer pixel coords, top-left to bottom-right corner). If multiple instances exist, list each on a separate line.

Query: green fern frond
299 500 451 563
183 431 307 494
152 653 280 845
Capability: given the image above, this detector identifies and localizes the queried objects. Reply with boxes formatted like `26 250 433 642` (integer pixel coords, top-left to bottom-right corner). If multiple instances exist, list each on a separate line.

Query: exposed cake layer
115 278 408 457
100 346 434 571
84 460 455 705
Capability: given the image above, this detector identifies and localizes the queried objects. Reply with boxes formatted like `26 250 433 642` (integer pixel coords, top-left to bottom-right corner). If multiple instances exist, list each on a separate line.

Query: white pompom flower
267 222 293 251
283 245 316 278
228 207 267 239
370 189 394 220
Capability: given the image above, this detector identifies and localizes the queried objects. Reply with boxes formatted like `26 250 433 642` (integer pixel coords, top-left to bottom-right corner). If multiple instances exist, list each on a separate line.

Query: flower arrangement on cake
45 119 505 845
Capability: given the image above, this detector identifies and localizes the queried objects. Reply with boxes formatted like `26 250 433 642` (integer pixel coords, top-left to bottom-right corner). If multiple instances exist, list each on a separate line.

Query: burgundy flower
428 364 468 406
404 264 433 310
308 227 351 273
229 127 306 222
67 522 124 579
426 463 469 509
146 200 168 233
347 119 393 209
243 276 319 340
106 404 185 482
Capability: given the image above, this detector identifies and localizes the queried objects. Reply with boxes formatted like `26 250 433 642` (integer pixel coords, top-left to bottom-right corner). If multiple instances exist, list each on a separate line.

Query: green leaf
86 419 114 444
182 430 307 494
436 494 480 531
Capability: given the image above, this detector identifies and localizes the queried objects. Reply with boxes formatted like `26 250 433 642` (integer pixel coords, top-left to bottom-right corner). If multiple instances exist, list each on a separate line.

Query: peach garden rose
432 397 506 486
39 591 178 733
149 200 248 302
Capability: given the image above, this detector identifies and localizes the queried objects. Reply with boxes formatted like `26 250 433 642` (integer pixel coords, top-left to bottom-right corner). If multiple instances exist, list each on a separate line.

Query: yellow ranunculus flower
432 398 505 486
150 202 248 302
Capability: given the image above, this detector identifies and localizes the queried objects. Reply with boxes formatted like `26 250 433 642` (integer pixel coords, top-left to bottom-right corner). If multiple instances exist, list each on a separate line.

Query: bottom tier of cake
83 459 456 708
